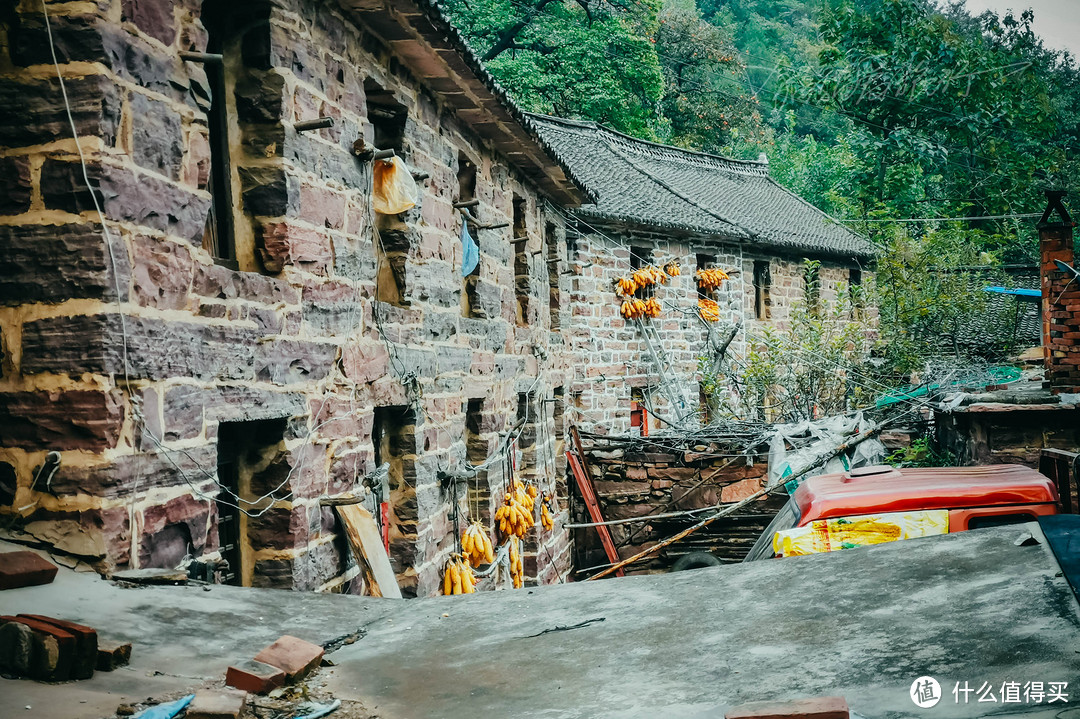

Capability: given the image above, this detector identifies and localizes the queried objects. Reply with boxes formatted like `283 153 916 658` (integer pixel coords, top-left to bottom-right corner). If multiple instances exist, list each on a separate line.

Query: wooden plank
566 450 624 578
334 505 402 599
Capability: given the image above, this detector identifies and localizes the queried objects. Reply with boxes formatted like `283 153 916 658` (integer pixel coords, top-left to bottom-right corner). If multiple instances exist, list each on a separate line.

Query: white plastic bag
373 156 418 214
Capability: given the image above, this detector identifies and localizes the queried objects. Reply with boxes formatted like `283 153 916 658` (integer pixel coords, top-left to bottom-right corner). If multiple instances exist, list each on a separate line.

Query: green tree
443 0 666 137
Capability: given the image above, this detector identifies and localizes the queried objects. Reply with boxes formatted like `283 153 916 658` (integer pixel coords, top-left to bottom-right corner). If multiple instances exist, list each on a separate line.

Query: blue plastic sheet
133 694 194 719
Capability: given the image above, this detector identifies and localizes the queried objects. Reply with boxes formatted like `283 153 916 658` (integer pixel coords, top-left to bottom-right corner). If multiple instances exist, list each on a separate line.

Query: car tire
670 552 722 572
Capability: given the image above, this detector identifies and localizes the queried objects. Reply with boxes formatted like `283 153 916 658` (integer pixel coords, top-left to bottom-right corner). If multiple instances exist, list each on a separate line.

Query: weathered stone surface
96 639 132 671
186 688 248 719
0 620 35 675
21 314 268 381
240 166 293 217
0 156 32 215
40 160 210 244
0 75 121 147
138 493 212 568
121 0 176 45
0 615 75 681
0 223 129 306
192 262 299 304
258 221 332 275
247 506 308 551
132 236 194 309
130 93 183 179
44 445 217 499
0 390 123 451
253 339 337 384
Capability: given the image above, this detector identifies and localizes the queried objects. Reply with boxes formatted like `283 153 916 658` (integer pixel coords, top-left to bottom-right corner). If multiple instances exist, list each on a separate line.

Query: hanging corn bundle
442 554 477 595
698 296 721 322
695 267 729 292
461 521 495 566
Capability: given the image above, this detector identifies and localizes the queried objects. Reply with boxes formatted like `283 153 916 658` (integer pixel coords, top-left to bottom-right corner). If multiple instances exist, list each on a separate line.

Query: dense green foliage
444 0 1079 410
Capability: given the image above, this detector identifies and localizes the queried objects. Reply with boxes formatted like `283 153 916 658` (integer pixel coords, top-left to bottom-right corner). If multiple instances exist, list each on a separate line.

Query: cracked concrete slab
2 524 1079 719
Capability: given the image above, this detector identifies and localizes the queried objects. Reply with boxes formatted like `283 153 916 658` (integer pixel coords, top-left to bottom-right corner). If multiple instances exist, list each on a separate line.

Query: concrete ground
2 525 1079 719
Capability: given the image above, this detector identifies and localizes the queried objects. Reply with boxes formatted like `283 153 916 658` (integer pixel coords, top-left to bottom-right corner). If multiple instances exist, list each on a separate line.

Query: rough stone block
18 615 98 680
253 635 324 681
0 223 129 306
130 93 183 179
725 696 849 719
0 390 123 451
0 156 32 215
121 0 176 45
0 620 35 676
0 615 75 681
225 659 286 694
131 236 194 309
96 639 132 671
0 75 121 148
0 551 58 590
186 688 248 719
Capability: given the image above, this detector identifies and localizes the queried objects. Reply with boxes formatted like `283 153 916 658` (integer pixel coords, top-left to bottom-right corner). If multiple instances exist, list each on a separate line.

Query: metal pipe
453 199 480 209
294 117 335 132
179 51 223 65
373 148 395 160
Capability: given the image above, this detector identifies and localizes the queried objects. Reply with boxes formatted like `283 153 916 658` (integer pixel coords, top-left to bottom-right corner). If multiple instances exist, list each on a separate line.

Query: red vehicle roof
793 465 1059 526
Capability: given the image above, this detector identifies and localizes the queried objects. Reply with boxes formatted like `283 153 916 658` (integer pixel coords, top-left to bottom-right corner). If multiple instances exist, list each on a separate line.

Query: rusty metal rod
453 199 480 209
179 51 223 65
294 117 335 132
586 422 887 581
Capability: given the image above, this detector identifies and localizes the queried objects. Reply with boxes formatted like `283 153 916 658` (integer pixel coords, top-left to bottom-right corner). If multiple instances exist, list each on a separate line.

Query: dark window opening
514 195 529 326
364 80 407 154
0 462 16 508
216 418 288 586
753 260 771 320
546 222 561 330
849 267 864 317
373 406 418 595
457 152 477 209
464 398 493 520
201 4 238 269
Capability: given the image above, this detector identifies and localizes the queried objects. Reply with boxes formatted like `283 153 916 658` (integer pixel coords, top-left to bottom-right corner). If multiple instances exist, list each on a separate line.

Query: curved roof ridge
527 112 769 175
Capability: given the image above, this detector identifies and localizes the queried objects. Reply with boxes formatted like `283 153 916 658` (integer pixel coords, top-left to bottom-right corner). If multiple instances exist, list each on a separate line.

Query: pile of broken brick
0 550 132 681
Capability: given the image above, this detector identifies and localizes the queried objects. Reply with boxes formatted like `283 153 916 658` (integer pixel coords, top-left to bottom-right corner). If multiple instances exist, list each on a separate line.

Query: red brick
0 551 57 590
225 659 286 694
725 696 849 719
97 640 132 671
18 615 97 679
252 635 324 681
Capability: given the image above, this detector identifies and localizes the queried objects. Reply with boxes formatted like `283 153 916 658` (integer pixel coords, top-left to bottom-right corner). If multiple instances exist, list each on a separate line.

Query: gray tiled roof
527 114 875 259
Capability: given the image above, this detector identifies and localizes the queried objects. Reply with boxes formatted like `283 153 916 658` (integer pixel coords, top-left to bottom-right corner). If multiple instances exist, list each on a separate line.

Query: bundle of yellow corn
695 268 729 292
461 521 494 566
495 480 536 538
508 536 524 588
615 277 638 296
620 298 648 320
643 297 662 318
631 266 667 289
442 554 477 595
698 297 720 322
540 502 553 531
664 261 681 277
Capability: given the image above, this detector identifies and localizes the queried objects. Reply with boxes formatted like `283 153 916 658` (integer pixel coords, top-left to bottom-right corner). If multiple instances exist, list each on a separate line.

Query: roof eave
334 0 594 205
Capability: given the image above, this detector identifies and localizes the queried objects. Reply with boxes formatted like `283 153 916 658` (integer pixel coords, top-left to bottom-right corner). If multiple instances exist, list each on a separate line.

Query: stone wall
0 0 571 597
573 434 784 574
564 224 869 434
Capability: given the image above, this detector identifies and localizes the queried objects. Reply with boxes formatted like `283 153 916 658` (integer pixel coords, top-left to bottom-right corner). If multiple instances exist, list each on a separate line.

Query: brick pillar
1039 190 1080 393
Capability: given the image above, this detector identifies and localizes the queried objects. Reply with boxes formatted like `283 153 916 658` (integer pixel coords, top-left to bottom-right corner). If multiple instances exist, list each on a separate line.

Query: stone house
0 0 588 597
529 115 877 433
